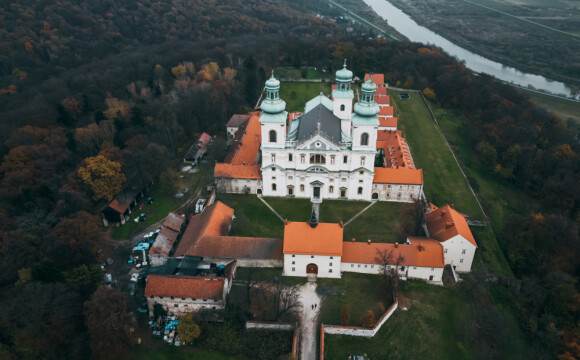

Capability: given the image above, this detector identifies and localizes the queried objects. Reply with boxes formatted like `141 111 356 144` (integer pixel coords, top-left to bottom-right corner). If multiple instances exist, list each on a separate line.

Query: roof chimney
367 239 371 245
446 221 454 228
284 219 288 225
395 242 398 248
339 221 343 228
441 210 446 217
352 238 356 242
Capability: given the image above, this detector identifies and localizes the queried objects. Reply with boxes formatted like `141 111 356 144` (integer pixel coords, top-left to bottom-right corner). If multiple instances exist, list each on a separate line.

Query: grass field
323 279 530 359
343 202 407 243
390 89 513 276
280 81 332 112
318 272 389 327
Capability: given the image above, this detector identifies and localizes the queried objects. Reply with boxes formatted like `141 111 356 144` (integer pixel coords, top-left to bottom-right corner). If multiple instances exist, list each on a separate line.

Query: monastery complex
144 64 478 315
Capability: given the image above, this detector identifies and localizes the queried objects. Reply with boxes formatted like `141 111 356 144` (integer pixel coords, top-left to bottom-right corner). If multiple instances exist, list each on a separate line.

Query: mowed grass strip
390 90 513 275
391 90 482 218
319 199 370 224
280 81 332 112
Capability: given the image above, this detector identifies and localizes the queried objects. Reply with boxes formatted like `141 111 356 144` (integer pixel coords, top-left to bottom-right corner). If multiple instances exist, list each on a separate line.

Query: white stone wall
371 183 423 202
340 261 443 283
147 296 224 315
407 265 444 283
442 235 476 273
283 254 341 278
340 262 382 274
323 299 398 338
216 178 261 195
260 122 286 149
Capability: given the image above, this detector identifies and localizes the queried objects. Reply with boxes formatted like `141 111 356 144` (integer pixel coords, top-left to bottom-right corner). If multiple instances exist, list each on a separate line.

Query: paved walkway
257 196 285 222
344 201 377 227
298 282 322 360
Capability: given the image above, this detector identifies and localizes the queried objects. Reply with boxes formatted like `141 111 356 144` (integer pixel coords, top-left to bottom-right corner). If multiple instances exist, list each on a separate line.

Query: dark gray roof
296 104 341 143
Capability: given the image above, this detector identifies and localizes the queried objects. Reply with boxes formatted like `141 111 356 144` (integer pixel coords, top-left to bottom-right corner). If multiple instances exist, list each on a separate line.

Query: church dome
335 61 353 82
265 74 280 90
261 72 286 114
361 79 377 93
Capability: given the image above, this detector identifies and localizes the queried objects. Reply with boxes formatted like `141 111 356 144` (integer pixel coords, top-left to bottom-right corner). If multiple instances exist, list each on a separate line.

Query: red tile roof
379 106 394 116
226 114 250 128
214 163 261 179
375 95 390 105
342 239 444 268
163 212 185 232
149 226 179 255
364 73 385 86
379 117 398 129
424 205 477 247
216 112 262 179
375 87 387 96
283 222 343 256
186 235 284 260
144 274 224 300
373 168 423 185
174 201 234 257
107 199 130 214
198 132 211 149
376 130 415 169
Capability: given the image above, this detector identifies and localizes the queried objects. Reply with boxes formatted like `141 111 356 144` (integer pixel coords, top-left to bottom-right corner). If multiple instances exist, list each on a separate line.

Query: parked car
195 198 207 213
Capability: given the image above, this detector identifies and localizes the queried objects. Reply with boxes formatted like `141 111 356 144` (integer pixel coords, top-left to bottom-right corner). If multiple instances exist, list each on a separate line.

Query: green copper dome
261 72 286 114
335 60 353 82
354 79 379 117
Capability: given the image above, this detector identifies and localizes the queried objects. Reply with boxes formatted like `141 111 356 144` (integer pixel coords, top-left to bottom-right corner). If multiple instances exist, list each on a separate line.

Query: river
363 0 578 99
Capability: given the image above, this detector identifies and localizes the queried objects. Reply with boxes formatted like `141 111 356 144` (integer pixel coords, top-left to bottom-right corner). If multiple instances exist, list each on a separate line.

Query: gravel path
298 282 322 360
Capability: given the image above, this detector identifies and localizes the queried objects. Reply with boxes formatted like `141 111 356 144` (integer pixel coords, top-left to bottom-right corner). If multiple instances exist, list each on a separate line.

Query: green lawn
343 202 407 243
390 89 513 276
263 196 313 222
124 338 244 360
319 199 370 224
280 81 332 112
323 279 530 359
218 194 284 238
318 273 388 327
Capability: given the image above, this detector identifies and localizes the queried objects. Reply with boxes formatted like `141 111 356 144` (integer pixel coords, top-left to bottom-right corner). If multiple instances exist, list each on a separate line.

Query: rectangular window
351 264 354 268
364 265 367 268
289 154 293 162
329 269 333 273
311 255 314 258
460 259 464 263
330 256 333 259
272 167 276 172
292 267 295 271
174 304 178 307
462 249 466 255
444 249 448 254
343 156 348 163
388 184 391 188
371 265 374 268
292 254 295 257
292 261 295 265
329 263 332 266
413 267 417 270
272 176 276 180
431 268 434 271
358 264 361 268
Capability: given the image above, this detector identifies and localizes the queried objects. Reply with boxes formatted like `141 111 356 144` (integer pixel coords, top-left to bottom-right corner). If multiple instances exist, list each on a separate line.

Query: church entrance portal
313 187 321 199
306 263 318 274
372 192 379 200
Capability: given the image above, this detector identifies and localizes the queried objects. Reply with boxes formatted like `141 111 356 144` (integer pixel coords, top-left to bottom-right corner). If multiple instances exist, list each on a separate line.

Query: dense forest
0 0 579 359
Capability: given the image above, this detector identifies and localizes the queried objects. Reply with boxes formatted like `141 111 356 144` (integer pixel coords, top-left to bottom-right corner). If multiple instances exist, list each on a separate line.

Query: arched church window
310 154 326 164
340 104 345 111
269 130 277 143
361 133 369 146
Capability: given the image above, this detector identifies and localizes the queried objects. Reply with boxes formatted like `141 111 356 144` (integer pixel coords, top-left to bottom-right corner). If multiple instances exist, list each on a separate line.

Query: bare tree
273 278 301 321
375 248 405 301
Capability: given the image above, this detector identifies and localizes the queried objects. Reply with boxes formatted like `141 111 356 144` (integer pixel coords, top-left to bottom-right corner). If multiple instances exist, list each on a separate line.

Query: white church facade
214 63 424 203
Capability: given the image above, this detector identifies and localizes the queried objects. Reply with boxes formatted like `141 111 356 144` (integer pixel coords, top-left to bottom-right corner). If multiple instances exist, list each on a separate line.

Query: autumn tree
65 264 103 300
84 286 137 360
177 313 201 344
375 248 405 300
361 310 376 328
78 155 125 201
341 306 349 325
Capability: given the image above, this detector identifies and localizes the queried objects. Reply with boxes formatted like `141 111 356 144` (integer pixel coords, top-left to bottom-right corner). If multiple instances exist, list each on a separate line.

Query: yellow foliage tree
423 87 436 100
78 155 125 201
202 62 219 80
171 64 187 78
